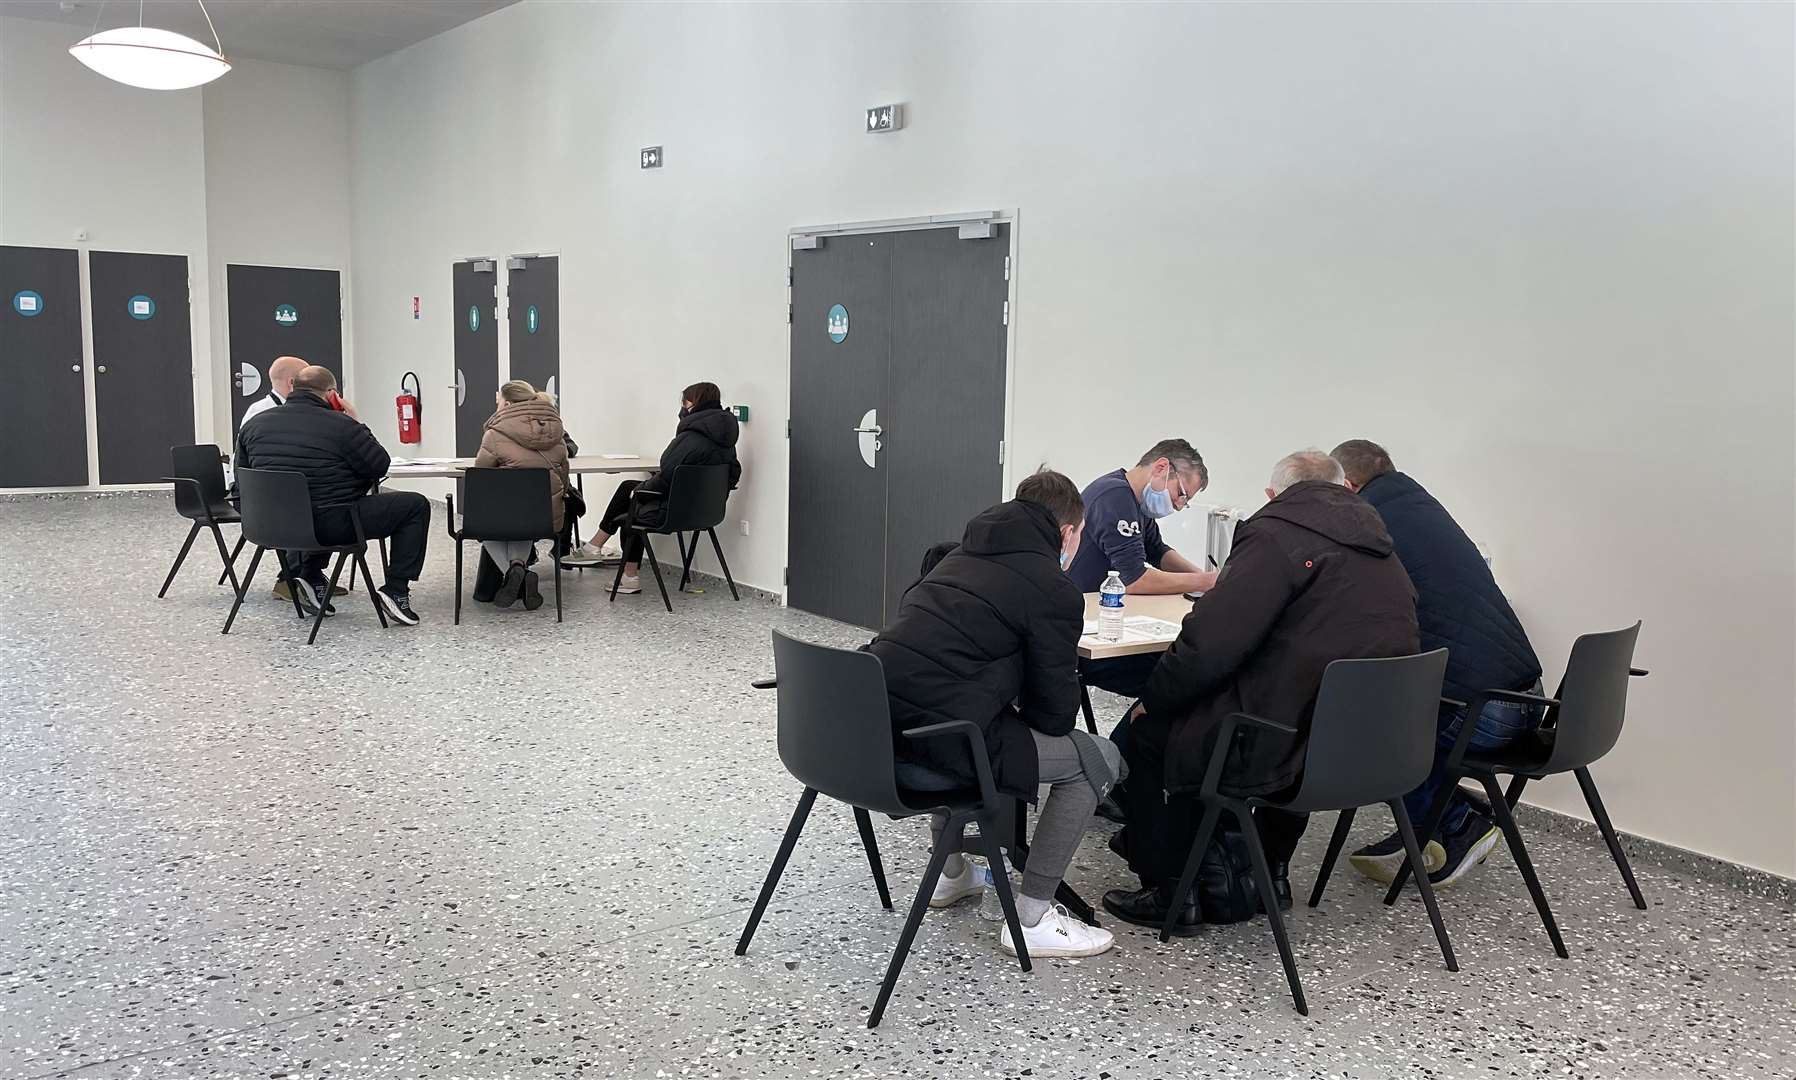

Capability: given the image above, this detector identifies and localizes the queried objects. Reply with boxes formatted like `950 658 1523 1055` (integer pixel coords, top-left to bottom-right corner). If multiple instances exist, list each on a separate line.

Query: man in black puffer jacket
236 366 428 626
870 470 1123 960
1332 440 1544 889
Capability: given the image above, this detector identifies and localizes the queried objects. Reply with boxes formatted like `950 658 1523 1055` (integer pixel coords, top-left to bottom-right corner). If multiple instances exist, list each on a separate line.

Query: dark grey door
788 234 893 629
507 256 558 398
0 246 87 487
882 225 1010 620
788 224 1010 630
226 264 342 430
90 251 195 484
452 259 498 457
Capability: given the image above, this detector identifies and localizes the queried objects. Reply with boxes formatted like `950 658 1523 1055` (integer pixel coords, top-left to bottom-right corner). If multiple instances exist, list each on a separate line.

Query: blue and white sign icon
526 304 539 334
129 295 156 320
827 303 849 343
468 304 481 332
274 303 298 326
12 290 43 317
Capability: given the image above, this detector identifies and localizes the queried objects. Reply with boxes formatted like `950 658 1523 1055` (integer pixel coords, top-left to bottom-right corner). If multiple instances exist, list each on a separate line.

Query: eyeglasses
1168 471 1190 507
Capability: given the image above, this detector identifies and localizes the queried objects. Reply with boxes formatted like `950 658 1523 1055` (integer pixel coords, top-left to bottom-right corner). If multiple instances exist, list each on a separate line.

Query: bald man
240 356 306 428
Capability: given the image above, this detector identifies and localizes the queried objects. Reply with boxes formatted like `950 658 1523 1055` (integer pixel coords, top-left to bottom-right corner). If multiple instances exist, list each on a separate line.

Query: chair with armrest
158 444 244 597
611 463 739 612
222 468 388 644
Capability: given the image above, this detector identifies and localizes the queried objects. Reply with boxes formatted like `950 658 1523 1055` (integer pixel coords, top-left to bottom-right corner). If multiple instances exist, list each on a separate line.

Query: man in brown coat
1103 450 1419 933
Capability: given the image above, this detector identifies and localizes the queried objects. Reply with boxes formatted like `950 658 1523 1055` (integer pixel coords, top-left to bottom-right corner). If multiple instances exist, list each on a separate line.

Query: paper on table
393 457 456 466
1080 616 1183 643
600 453 640 460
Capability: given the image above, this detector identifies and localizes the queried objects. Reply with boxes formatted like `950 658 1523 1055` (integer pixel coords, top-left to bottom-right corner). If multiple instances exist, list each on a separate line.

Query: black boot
1102 884 1203 937
1261 861 1294 912
472 550 503 603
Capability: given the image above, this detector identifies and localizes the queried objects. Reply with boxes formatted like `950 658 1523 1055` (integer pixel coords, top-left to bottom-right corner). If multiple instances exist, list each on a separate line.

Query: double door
788 224 1011 629
451 255 560 456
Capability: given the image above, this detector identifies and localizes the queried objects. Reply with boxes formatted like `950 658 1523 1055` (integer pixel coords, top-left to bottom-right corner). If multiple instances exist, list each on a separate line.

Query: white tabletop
383 455 654 479
1079 591 1194 660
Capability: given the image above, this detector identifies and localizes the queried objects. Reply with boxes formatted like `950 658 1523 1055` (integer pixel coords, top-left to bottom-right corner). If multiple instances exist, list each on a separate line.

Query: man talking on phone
237 365 427 626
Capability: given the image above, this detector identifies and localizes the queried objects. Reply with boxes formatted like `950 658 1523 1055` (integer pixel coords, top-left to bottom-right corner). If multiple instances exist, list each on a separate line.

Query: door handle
71 364 82 372
97 365 108 374
852 424 883 435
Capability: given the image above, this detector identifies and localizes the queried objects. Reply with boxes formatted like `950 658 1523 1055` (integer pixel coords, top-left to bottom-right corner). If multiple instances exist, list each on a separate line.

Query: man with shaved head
240 355 306 428
237 365 427 626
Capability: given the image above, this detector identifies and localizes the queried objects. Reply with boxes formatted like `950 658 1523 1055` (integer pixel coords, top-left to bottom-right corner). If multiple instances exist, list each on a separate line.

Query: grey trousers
481 540 534 567
932 730 1113 903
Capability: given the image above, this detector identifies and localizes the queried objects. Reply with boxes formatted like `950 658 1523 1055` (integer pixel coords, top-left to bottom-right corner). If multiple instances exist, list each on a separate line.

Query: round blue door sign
527 304 540 334
468 304 481 332
12 290 44 317
827 303 849 343
273 303 298 327
128 295 156 320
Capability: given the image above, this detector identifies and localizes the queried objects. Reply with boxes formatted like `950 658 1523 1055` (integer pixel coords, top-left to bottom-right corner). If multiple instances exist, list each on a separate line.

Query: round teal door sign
827 303 849 343
128 295 156 320
273 303 298 327
467 304 481 332
527 304 540 334
12 290 43 317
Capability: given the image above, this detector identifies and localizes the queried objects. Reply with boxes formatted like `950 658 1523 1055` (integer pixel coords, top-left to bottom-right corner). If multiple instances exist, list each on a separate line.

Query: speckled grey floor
1 494 1791 1079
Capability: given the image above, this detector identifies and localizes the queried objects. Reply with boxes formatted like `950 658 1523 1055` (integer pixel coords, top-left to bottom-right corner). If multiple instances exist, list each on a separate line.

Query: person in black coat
869 469 1122 959
1331 439 1546 888
562 381 741 593
1103 451 1419 934
235 365 428 626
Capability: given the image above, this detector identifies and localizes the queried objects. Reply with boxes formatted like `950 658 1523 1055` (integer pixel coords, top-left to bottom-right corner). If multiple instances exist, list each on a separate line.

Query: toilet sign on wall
273 303 298 326
12 290 43 317
526 304 539 334
827 303 849 343
128 294 156 320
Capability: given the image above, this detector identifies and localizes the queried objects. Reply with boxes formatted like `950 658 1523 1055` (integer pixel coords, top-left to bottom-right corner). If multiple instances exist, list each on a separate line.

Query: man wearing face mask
1067 439 1219 702
869 468 1123 959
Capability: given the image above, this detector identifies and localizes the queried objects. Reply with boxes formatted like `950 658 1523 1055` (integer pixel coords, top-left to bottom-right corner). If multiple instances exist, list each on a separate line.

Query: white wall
350 1 1794 876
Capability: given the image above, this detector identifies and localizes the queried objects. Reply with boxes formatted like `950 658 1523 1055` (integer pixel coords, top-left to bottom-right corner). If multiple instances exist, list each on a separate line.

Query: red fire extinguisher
396 371 422 445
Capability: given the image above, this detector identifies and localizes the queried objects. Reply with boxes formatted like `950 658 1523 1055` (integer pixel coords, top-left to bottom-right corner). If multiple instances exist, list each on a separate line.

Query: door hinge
786 303 792 324
786 418 792 438
1003 255 1010 281
786 267 793 287
1002 300 1009 326
998 440 1006 465
784 567 790 586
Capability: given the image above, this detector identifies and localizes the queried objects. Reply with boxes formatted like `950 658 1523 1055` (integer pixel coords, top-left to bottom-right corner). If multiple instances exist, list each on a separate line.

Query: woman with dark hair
562 382 741 593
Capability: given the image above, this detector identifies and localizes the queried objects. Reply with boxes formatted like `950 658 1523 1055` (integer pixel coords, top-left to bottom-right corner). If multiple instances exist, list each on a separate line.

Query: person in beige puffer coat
473 379 569 609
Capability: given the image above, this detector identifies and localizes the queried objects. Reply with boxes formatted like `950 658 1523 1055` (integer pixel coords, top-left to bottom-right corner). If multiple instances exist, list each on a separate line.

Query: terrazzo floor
1 494 1791 1079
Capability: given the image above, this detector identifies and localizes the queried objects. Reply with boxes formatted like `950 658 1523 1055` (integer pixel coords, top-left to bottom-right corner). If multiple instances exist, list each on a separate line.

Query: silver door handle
97 365 108 374
852 424 883 435
71 364 82 372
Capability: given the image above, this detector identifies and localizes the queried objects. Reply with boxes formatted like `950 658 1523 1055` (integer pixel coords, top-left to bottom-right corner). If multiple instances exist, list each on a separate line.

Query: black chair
445 467 563 625
611 464 740 612
1384 624 1648 959
222 468 388 644
736 631 1034 1029
159 444 244 597
1161 649 1457 1016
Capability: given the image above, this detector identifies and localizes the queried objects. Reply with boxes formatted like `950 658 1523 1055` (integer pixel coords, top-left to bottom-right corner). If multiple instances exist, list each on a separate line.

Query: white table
1079 592 1194 660
384 454 654 480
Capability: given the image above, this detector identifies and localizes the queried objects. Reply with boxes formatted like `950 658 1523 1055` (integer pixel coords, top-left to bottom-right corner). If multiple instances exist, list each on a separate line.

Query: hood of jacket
959 499 1061 561
1252 480 1394 557
484 399 565 451
676 401 740 450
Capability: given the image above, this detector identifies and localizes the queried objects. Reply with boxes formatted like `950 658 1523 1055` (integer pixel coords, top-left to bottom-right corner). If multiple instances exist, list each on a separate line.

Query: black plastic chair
1162 649 1456 1016
736 631 1034 1029
445 467 563 625
159 444 244 597
611 464 739 612
222 468 388 644
1384 624 1648 959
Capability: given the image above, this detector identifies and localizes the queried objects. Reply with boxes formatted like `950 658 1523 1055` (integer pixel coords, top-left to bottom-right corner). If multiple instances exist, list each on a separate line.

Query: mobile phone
326 390 346 412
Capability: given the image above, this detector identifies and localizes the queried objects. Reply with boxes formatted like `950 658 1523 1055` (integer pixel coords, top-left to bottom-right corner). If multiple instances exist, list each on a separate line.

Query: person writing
870 468 1122 958
471 380 570 611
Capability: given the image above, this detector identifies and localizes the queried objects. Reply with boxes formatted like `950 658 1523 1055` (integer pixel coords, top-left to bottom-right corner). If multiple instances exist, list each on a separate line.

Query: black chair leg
707 528 741 601
159 522 202 597
736 788 818 956
1575 767 1646 910
355 552 387 627
1162 801 1222 943
677 531 694 592
552 552 563 623
272 551 308 618
868 831 954 1029
1390 800 1457 972
852 807 893 910
207 522 243 595
608 549 626 602
217 532 247 586
453 539 464 626
221 547 265 634
1237 804 1307 1016
642 539 673 613
1385 773 1459 906
1079 683 1098 734
1478 772 1567 958
1309 807 1356 908
1504 774 1528 809
306 552 349 645
976 813 1032 973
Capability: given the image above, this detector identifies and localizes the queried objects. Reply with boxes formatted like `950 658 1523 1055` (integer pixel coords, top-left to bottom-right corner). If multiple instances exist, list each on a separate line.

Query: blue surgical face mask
1140 477 1177 519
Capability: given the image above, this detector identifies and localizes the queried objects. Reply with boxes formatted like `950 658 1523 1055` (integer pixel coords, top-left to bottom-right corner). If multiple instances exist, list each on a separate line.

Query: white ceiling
3 0 520 70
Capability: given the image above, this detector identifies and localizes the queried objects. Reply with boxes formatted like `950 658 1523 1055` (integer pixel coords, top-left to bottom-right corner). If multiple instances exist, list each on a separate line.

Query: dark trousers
1081 653 1161 758
292 491 431 592
599 479 648 564
1123 705 1308 886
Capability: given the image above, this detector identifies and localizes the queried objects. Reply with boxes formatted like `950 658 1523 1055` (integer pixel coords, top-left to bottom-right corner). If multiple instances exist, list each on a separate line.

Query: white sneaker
563 543 607 567
930 862 990 909
614 574 641 595
1000 903 1115 958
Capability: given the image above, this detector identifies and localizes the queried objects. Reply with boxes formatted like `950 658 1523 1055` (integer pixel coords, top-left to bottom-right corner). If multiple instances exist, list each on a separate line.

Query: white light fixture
69 2 230 91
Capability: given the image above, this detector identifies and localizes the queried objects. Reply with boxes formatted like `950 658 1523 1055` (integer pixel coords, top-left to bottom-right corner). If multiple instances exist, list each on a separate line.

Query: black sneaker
292 578 336 618
1350 830 1424 884
375 585 420 626
1428 810 1503 889
521 570 544 611
494 562 527 608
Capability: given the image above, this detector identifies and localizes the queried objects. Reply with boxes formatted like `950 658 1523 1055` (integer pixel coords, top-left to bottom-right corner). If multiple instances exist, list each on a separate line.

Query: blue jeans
1403 683 1545 836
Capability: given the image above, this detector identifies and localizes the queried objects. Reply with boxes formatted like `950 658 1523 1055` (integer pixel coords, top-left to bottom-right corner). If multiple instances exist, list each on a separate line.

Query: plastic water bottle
1098 571 1126 642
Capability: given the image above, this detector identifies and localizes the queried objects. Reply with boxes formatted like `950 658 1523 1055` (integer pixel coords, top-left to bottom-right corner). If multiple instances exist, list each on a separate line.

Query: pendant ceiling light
69 1 230 91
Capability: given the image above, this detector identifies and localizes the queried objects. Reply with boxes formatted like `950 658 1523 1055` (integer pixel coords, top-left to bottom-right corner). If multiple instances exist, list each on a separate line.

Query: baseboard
1511 802 1795 904
680 568 782 605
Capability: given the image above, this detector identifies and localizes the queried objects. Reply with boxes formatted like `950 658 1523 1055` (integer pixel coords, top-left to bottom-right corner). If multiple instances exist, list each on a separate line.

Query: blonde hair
535 391 558 408
499 379 536 404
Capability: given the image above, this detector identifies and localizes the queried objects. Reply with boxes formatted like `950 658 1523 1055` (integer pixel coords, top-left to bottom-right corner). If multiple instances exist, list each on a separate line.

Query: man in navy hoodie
1332 440 1545 889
